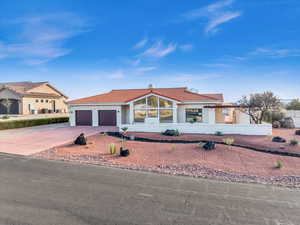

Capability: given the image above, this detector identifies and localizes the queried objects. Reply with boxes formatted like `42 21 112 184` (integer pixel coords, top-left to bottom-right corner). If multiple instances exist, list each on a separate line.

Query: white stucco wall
121 105 130 124
122 123 272 135
177 104 216 124
69 105 122 127
177 104 204 123
235 110 251 125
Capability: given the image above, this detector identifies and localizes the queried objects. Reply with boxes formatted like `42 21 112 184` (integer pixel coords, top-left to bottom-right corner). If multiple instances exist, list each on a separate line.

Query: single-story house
0 81 68 115
68 86 272 135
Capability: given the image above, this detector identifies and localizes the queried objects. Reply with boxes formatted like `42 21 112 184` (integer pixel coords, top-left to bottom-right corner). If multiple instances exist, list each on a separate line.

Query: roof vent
148 84 154 89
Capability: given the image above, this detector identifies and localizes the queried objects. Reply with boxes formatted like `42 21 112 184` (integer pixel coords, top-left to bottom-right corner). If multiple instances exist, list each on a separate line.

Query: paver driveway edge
0 125 118 156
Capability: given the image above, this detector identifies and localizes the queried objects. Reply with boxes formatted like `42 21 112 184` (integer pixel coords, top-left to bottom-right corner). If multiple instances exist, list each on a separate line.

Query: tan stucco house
0 81 68 115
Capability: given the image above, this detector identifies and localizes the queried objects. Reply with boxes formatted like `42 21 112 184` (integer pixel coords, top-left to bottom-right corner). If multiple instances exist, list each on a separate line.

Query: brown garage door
98 110 116 126
76 110 92 126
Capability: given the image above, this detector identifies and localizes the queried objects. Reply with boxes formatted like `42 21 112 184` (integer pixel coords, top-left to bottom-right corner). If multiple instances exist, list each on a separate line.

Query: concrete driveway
0 153 299 225
0 123 118 155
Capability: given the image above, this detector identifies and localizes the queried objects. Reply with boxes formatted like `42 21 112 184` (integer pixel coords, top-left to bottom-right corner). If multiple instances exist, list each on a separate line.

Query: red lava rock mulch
126 128 300 155
33 133 300 188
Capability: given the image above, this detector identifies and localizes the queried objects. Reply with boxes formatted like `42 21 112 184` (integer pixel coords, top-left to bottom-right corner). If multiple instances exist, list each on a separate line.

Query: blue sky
0 0 299 101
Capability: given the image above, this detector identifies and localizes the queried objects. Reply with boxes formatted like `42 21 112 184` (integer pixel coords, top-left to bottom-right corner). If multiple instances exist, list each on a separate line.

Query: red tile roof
68 87 223 104
0 81 68 98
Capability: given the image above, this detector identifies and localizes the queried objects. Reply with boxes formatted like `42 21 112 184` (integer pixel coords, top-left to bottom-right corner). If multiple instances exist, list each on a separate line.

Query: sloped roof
0 81 67 98
68 87 223 104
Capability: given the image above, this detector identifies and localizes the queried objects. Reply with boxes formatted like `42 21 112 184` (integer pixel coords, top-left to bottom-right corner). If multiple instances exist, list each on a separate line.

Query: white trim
184 107 204 123
68 102 126 106
132 94 176 124
127 93 181 105
181 100 222 104
69 105 121 127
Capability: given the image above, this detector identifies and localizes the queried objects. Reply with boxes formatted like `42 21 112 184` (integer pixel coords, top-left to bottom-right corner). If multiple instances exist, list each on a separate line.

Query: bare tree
237 92 281 124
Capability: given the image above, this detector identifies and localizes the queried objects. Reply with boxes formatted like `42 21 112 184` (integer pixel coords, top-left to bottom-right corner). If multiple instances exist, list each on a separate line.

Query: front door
98 110 117 126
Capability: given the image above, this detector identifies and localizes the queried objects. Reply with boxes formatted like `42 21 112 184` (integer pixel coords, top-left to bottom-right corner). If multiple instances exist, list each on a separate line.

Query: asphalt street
0 153 299 225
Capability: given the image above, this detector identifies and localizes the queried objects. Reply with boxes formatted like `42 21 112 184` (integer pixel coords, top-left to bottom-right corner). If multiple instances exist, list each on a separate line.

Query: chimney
148 84 154 89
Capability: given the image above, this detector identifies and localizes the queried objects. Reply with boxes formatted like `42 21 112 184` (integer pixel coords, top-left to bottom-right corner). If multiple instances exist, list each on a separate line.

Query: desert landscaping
34 128 300 188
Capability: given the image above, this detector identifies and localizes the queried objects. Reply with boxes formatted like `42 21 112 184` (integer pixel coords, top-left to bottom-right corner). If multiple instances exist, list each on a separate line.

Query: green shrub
162 129 181 136
0 117 69 130
215 131 224 136
109 143 117 155
290 139 298 146
1 115 10 120
174 129 180 136
263 111 285 123
223 138 235 146
275 160 283 169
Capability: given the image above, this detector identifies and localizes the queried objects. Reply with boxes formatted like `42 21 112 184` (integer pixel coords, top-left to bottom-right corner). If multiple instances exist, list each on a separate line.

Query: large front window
134 95 174 123
134 110 146 122
160 109 173 123
186 108 203 123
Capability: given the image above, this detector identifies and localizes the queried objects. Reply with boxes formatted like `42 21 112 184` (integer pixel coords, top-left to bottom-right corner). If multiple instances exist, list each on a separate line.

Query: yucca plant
197 142 205 148
170 144 176 152
290 139 298 146
275 160 283 169
109 143 117 155
223 138 235 146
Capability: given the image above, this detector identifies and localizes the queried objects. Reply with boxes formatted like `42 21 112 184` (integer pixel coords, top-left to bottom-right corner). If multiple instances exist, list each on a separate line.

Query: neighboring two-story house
0 81 68 115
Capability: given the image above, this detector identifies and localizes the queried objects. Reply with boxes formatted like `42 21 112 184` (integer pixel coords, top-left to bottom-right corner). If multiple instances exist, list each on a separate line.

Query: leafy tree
237 91 281 124
286 99 300 110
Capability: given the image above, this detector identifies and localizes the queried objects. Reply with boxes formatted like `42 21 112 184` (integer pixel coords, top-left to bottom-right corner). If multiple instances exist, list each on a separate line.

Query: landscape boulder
162 129 180 136
280 117 295 129
74 133 87 145
120 148 130 157
203 141 216 150
272 121 281 129
272 136 286 143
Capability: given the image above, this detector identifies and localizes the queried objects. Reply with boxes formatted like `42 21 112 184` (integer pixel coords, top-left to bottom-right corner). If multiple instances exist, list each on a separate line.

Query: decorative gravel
35 145 300 189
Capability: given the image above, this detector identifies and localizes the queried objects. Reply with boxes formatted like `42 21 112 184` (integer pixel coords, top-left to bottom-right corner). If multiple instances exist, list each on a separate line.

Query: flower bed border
106 132 300 158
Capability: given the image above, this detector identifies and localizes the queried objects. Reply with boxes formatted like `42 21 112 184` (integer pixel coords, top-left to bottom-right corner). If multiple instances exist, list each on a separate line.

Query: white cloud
173 73 223 82
141 40 177 58
205 11 241 34
0 12 90 65
179 44 194 52
202 63 232 68
133 38 148 49
129 58 141 66
182 0 241 34
136 66 157 73
109 70 125 79
251 48 300 58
